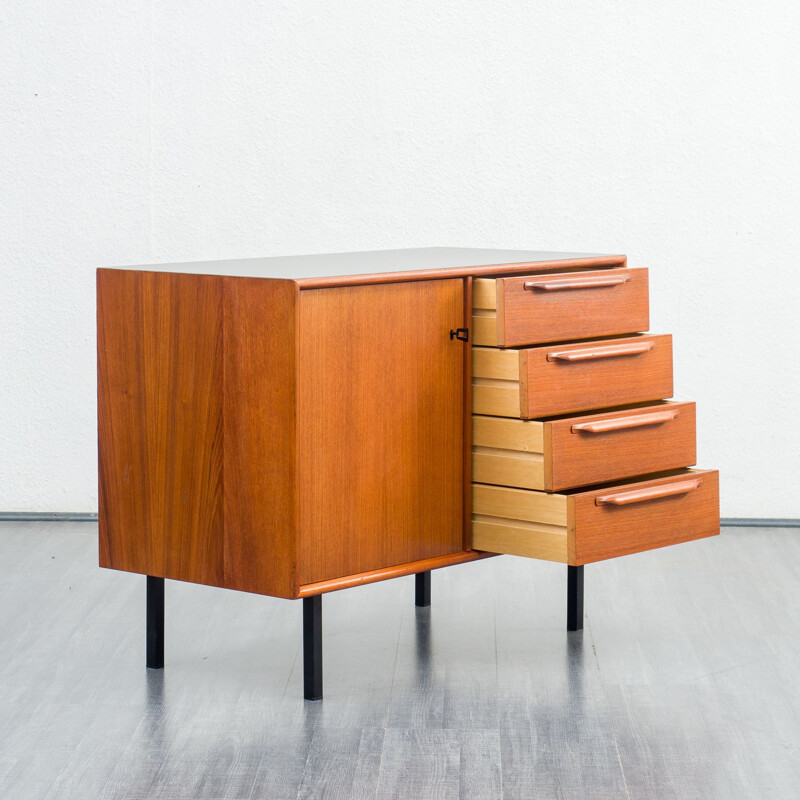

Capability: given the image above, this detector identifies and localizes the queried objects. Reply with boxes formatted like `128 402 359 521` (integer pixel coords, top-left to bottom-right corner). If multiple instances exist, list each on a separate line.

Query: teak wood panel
222 278 298 597
472 402 696 491
472 268 649 347
471 335 674 418
519 334 674 418
546 401 696 491
471 470 719 565
568 470 720 564
296 280 467 585
98 270 225 587
98 271 299 597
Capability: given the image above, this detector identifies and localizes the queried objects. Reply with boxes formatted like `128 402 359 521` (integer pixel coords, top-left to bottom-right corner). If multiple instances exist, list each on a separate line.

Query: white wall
2 1 798 517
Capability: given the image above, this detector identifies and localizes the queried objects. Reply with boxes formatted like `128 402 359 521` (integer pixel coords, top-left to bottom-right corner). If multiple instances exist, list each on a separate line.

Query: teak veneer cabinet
97 247 720 700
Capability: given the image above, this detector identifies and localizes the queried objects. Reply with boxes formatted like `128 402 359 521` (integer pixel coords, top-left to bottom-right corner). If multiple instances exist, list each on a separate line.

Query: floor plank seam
586 619 631 800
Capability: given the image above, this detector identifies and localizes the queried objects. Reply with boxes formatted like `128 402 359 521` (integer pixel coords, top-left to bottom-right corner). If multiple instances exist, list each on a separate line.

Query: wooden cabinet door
297 279 467 585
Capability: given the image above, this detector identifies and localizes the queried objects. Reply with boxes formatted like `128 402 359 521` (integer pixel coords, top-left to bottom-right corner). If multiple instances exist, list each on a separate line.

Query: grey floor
1 524 799 799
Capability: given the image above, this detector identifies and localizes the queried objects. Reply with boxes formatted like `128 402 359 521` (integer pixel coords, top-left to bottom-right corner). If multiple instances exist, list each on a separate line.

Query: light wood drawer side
471 470 720 566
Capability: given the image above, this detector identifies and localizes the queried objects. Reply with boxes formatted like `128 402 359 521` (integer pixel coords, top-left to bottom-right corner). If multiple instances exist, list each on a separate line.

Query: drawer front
546 401 696 491
569 470 719 564
473 268 649 347
471 470 719 565
472 401 696 492
520 334 673 417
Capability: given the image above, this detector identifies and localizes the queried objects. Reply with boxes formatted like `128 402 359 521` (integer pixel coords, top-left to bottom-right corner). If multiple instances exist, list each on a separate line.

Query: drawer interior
472 401 696 492
472 334 673 419
472 415 545 490
471 470 720 566
472 278 500 347
472 482 569 562
472 346 521 417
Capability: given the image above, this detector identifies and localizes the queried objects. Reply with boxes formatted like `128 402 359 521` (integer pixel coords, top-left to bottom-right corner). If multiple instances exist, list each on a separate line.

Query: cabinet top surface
104 247 622 286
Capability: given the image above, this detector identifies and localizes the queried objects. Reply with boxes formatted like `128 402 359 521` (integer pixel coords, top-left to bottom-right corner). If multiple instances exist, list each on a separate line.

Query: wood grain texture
473 416 544 491
472 279 497 347
471 314 498 347
471 382 521 417
296 280 467 584
472 347 520 381
471 470 719 566
495 268 649 347
472 519 568 563
519 334 674 418
546 401 696 492
472 483 567 527
471 348 521 417
98 271 300 597
472 449 545 491
471 480 568 563
473 416 544 452
472 278 497 309
222 278 298 598
98 269 224 585
472 402 695 492
568 469 720 565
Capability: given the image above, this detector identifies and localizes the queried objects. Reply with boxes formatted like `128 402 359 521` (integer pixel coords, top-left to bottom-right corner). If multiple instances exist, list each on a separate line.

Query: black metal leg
415 571 431 607
303 595 323 700
567 565 584 631
146 576 165 668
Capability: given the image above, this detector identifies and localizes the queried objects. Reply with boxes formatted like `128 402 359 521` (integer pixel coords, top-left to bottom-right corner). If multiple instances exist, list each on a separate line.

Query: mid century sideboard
97 247 719 699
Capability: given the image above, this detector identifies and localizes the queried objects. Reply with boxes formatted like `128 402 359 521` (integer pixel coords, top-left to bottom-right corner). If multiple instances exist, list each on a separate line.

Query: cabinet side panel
97 270 224 585
297 280 466 584
222 279 297 598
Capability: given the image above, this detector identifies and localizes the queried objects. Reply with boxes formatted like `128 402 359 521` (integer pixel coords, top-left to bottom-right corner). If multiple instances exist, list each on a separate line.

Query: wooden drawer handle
595 479 700 507
524 275 630 292
547 341 654 362
571 409 678 434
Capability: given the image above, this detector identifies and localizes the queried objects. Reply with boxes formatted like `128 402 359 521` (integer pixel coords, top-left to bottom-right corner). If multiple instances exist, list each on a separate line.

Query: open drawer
471 469 719 565
472 401 696 492
472 334 673 418
472 268 649 348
